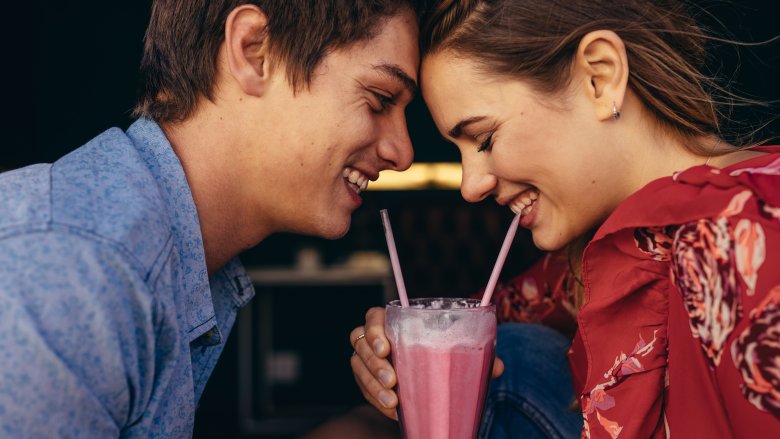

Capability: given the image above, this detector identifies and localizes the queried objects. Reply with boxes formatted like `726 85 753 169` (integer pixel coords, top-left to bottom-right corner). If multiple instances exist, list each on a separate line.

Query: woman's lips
508 188 539 217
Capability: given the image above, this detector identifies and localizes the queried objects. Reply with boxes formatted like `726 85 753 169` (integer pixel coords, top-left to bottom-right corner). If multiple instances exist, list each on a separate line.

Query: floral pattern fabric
731 285 780 417
483 252 578 336
671 210 745 368
493 152 780 436
582 330 664 439
574 151 780 438
490 151 780 438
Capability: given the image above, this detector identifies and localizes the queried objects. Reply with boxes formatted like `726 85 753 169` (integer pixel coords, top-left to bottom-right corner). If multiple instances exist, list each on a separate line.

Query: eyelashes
477 131 494 152
370 91 396 112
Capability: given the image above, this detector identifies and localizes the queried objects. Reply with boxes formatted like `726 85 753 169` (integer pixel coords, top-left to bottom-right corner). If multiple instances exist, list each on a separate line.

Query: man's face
238 9 419 239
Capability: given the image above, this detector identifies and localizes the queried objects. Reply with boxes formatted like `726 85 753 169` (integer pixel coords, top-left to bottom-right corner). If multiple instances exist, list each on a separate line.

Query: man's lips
343 166 379 194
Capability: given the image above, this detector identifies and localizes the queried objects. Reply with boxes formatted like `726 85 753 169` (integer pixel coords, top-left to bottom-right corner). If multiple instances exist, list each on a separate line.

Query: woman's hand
350 307 399 420
350 307 505 421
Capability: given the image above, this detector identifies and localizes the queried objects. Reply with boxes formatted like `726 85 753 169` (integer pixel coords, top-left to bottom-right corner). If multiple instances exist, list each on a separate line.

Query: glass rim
386 297 495 311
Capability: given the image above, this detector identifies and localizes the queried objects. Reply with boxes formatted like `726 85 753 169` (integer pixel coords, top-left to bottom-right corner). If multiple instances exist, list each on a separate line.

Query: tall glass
385 298 497 439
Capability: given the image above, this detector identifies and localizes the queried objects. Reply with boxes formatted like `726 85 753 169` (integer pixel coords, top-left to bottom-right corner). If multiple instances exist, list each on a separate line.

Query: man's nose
377 114 414 172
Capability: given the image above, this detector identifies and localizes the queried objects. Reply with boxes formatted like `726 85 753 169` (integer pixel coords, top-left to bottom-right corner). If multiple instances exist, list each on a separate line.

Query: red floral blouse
487 250 578 335
488 149 780 437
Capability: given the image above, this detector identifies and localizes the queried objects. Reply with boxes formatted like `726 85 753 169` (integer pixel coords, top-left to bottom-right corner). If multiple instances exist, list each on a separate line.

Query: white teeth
509 190 540 217
344 167 370 194
356 175 368 190
509 199 527 215
347 181 362 194
348 170 360 184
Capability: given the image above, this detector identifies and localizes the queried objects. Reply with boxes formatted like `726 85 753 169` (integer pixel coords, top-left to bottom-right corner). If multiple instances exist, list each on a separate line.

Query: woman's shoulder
595 148 780 240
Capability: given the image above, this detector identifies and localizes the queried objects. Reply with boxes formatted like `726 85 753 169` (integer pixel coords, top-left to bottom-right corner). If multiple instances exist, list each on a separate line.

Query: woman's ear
574 30 629 121
224 5 272 97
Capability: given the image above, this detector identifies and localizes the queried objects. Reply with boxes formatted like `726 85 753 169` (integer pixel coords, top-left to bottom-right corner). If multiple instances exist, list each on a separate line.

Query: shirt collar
593 149 780 243
124 118 219 341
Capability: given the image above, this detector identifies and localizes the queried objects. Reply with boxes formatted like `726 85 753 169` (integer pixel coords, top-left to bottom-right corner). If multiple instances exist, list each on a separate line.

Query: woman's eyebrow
448 116 486 139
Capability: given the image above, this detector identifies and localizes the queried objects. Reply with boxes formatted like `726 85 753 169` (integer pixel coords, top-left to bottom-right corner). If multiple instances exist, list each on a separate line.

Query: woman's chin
530 229 570 252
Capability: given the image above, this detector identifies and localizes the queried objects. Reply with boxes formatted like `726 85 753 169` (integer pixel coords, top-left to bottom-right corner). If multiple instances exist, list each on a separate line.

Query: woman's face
421 51 630 251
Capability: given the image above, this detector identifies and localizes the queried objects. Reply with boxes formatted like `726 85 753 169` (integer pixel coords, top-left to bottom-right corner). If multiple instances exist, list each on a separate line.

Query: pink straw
481 214 521 307
380 209 410 307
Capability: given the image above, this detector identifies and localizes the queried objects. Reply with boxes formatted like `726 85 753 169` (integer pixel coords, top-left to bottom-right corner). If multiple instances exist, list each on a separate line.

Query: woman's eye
477 132 494 153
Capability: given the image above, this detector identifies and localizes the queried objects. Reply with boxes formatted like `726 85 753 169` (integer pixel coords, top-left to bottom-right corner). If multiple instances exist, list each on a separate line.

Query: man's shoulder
0 163 54 230
0 128 174 278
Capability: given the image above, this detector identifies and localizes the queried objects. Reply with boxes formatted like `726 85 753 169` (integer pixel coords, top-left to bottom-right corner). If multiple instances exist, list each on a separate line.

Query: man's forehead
316 10 419 91
345 11 419 75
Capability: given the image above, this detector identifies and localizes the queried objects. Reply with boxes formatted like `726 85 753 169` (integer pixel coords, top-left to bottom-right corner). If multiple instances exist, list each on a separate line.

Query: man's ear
224 5 272 97
573 30 629 121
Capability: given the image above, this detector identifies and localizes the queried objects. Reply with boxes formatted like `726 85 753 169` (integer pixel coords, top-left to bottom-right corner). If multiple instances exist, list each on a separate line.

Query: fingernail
377 368 393 387
378 390 396 408
373 339 385 355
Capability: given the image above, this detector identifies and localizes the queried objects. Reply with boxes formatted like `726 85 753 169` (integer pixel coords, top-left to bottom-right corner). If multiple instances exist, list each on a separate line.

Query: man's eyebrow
373 63 418 96
448 116 486 139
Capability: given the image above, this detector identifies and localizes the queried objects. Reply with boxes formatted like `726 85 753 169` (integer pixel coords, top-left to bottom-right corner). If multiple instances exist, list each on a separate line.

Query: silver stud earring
612 102 621 121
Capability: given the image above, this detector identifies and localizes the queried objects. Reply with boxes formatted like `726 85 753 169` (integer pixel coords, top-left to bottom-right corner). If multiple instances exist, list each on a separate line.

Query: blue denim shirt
0 119 255 438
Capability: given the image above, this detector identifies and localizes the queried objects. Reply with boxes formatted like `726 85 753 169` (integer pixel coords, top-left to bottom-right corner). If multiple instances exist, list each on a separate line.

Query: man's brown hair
134 0 421 123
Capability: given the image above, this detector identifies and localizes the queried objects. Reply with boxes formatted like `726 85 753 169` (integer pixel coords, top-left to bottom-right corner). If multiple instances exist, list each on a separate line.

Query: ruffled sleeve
477 251 578 336
577 227 671 439
576 151 780 438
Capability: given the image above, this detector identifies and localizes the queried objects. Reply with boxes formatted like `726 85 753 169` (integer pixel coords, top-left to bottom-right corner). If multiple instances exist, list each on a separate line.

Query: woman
349 0 780 437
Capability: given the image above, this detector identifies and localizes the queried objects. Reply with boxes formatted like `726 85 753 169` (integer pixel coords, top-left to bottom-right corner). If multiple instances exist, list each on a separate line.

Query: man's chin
323 225 351 240
314 218 352 240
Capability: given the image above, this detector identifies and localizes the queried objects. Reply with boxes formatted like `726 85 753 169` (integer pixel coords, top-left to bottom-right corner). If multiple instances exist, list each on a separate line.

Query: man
0 0 419 437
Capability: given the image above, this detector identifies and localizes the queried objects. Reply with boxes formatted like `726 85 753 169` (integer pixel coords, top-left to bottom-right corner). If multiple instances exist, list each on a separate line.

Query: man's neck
161 106 272 275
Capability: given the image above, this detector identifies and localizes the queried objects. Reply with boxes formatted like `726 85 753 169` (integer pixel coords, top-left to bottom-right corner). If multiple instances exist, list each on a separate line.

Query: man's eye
371 91 396 112
477 132 494 152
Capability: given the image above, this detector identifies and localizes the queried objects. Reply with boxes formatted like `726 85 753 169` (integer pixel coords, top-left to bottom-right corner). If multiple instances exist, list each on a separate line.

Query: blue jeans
478 323 583 439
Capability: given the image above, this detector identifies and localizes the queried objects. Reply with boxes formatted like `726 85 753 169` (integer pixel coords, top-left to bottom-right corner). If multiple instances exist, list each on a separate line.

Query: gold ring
352 333 367 348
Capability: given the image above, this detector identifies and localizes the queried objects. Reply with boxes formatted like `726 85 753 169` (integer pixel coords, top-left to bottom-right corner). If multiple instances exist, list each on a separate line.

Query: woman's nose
460 158 496 203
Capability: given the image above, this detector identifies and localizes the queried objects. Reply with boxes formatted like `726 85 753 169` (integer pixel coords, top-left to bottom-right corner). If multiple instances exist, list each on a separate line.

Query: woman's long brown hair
421 0 774 308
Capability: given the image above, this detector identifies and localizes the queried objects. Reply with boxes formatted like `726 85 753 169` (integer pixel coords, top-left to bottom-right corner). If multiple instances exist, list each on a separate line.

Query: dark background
3 0 779 171
2 1 778 438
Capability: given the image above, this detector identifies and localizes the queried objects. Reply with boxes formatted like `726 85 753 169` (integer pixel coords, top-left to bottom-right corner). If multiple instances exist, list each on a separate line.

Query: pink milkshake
386 298 496 439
